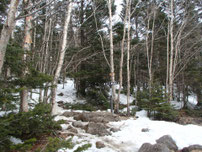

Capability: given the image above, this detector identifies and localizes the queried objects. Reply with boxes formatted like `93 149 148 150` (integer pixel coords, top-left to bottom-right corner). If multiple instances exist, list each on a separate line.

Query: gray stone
73 112 120 123
67 125 78 133
96 141 105 149
58 92 64 96
138 143 170 152
72 121 85 129
110 127 120 132
182 145 202 152
85 122 111 136
63 111 79 117
74 113 92 122
141 128 149 132
156 135 178 151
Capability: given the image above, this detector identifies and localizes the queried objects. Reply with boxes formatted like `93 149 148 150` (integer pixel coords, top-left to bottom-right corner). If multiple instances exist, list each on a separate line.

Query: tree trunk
108 0 116 113
169 0 174 102
126 0 131 116
20 0 33 112
51 0 73 114
117 0 128 114
0 0 20 74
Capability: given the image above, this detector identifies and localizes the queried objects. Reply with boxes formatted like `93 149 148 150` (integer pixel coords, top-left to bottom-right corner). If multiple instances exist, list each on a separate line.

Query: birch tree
0 0 20 74
145 3 157 95
51 0 73 114
108 0 116 113
126 0 132 115
117 0 129 114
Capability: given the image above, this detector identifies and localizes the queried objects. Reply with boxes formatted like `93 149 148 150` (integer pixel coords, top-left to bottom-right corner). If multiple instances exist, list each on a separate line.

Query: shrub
0 103 62 151
8 103 61 140
85 87 109 110
35 137 73 152
64 103 96 111
10 138 37 152
74 143 92 152
137 85 179 121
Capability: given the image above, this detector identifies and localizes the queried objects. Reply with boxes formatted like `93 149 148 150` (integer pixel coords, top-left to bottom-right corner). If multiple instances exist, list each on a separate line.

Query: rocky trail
52 101 202 152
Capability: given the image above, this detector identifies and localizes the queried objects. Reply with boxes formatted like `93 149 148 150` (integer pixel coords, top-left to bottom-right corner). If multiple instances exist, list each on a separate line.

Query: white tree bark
0 0 20 74
146 4 156 95
51 0 73 114
126 0 131 116
169 0 174 102
108 0 116 113
117 0 129 113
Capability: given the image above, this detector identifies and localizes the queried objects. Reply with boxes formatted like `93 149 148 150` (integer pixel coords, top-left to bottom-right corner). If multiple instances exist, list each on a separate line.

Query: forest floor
39 78 202 152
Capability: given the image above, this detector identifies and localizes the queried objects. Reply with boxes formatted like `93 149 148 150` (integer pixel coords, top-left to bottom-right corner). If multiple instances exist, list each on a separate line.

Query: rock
85 122 111 136
138 143 170 152
141 128 149 132
57 100 64 104
74 113 92 122
181 145 202 152
138 143 153 152
67 125 78 133
74 112 120 123
156 135 178 151
63 111 80 117
110 127 120 132
91 117 108 123
72 121 85 129
59 132 75 139
58 92 64 96
96 141 105 149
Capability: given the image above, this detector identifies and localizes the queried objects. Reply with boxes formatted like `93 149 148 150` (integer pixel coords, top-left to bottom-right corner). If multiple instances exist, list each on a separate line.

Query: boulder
141 128 149 132
72 121 85 129
74 113 92 122
58 92 64 96
63 111 80 117
138 143 153 152
96 141 105 149
181 145 202 152
73 112 120 123
138 143 170 152
110 127 120 132
156 135 178 151
67 125 78 133
85 122 111 136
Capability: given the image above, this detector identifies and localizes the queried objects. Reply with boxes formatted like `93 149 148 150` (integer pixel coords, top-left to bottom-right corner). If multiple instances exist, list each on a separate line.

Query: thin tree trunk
0 0 20 74
166 23 170 98
20 0 33 112
51 0 73 114
108 0 116 113
126 0 131 116
169 0 174 102
117 0 128 114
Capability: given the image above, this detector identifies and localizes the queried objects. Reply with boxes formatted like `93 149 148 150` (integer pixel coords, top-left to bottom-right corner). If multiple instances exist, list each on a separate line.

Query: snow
109 110 202 151
58 108 202 152
10 137 23 145
56 79 83 104
119 94 135 105
188 95 198 105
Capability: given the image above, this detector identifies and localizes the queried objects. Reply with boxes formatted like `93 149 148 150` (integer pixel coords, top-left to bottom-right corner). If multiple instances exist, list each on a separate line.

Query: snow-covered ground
52 79 202 152
55 108 202 152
